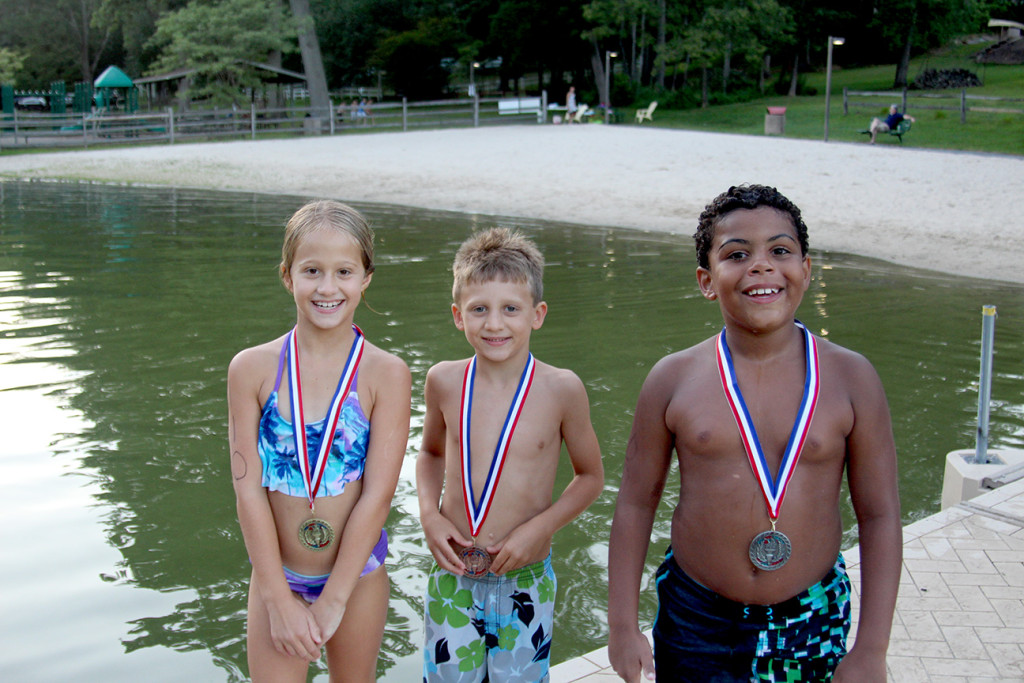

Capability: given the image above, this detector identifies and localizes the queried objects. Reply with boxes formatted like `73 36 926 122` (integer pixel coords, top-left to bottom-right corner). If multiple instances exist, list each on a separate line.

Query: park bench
498 97 542 115
861 118 912 143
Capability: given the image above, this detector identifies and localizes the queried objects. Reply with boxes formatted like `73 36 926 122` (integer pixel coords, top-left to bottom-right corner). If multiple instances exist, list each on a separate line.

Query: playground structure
2 65 138 117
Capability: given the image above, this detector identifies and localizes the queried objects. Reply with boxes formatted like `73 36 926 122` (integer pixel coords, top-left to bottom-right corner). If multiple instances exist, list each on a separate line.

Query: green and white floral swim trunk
422 553 556 682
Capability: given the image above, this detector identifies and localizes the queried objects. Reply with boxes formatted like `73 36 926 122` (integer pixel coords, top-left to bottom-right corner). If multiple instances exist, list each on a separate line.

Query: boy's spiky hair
693 184 808 269
452 227 544 304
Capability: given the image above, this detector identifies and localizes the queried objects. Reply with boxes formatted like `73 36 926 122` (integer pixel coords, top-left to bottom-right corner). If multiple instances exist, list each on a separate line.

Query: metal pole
975 305 997 464
824 37 834 141
604 51 616 125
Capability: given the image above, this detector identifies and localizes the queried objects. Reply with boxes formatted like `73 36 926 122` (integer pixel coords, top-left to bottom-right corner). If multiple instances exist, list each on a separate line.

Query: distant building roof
134 61 306 86
94 66 134 88
988 19 1024 31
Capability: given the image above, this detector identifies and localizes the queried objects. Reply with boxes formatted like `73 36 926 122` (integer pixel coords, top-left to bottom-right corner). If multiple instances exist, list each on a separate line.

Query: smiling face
696 206 811 335
282 227 372 330
452 277 547 364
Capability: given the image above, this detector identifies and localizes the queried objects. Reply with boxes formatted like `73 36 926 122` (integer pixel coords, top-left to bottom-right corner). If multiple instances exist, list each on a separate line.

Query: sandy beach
2 125 1023 283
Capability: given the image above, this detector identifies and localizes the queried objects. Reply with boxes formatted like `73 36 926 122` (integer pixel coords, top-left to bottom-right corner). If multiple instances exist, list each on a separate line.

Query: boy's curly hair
693 185 808 269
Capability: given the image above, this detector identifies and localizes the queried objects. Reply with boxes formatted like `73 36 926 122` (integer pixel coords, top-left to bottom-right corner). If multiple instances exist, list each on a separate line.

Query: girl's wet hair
452 227 544 304
693 184 808 269
280 200 375 278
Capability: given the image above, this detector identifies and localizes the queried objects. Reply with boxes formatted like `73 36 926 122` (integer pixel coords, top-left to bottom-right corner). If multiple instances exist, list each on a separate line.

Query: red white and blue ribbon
287 324 364 512
716 322 819 521
460 353 536 538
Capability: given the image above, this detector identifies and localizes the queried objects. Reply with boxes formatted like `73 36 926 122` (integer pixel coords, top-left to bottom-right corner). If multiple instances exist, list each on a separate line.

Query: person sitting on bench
868 104 915 144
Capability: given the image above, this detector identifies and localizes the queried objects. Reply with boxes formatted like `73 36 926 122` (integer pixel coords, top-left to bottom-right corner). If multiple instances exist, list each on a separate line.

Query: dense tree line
0 0 1012 107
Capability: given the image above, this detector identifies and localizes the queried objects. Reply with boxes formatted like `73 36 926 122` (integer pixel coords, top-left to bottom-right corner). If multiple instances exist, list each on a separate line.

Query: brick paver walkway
552 478 1024 682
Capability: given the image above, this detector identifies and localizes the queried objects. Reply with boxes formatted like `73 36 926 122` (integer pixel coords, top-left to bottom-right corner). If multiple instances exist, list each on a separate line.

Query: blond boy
417 227 604 682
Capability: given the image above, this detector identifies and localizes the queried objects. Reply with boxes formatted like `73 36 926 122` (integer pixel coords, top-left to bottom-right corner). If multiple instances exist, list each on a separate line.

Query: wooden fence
843 88 1024 124
0 94 550 151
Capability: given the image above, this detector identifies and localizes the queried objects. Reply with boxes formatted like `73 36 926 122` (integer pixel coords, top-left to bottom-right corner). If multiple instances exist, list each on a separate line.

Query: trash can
764 106 786 135
303 116 325 135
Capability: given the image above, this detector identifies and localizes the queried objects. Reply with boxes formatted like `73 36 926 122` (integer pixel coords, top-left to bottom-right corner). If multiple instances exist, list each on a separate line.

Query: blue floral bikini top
257 339 370 498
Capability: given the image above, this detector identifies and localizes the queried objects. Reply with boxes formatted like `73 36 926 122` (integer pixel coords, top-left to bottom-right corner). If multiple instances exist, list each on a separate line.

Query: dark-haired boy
608 185 901 682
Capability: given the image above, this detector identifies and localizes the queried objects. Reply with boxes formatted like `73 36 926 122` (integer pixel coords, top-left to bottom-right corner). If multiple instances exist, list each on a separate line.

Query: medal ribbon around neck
716 321 819 522
460 353 536 539
287 324 364 512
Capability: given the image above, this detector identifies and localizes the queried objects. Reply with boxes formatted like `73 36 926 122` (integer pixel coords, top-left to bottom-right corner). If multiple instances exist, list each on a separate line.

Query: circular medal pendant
749 529 792 571
298 518 334 551
459 546 492 578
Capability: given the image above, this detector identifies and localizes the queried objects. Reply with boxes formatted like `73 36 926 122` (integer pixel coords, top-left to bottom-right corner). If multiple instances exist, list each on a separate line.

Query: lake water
1 180 1022 681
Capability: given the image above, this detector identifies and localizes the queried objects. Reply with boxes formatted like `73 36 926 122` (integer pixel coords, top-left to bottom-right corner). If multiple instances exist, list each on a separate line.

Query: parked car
14 96 47 111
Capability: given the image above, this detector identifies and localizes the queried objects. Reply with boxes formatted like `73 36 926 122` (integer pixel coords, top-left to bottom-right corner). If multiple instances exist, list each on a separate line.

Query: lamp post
604 50 618 124
469 61 480 97
823 36 845 142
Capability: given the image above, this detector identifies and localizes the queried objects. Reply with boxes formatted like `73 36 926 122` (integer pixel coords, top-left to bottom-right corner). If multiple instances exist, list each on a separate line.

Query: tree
94 0 188 77
878 0 986 88
0 47 26 84
0 0 120 86
370 16 464 99
289 0 331 116
148 0 295 106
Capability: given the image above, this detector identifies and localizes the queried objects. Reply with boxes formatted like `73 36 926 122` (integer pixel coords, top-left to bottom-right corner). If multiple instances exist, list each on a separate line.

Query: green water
1 180 1022 681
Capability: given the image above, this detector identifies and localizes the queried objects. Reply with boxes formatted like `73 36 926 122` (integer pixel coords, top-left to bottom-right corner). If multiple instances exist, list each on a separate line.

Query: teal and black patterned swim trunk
653 548 850 682
422 554 556 682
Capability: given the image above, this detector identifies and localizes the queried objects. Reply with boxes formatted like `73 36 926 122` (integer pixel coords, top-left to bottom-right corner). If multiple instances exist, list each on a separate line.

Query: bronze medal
459 545 492 577
298 518 334 551
748 529 791 571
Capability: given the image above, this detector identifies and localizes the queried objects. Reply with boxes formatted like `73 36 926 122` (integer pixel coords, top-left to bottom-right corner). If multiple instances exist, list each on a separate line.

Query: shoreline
2 125 1023 284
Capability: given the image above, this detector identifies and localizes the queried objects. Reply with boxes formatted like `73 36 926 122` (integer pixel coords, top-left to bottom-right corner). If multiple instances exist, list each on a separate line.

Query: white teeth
314 301 341 309
748 288 779 296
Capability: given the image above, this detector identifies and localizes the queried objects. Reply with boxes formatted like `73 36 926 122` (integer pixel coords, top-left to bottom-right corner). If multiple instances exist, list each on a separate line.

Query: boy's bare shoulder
424 357 471 388
532 358 586 392
644 336 718 386
815 336 882 384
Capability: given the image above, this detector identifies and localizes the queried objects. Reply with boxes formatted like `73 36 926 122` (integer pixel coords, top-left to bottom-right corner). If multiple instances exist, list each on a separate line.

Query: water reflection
1 180 1022 680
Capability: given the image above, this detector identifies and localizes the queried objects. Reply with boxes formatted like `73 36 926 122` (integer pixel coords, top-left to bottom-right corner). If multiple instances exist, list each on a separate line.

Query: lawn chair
635 101 657 124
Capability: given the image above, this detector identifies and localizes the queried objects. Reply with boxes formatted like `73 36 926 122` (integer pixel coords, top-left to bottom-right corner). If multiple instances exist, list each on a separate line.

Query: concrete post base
941 448 1024 509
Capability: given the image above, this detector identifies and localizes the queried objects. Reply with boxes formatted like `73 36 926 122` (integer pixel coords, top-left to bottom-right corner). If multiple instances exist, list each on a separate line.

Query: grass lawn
628 39 1024 157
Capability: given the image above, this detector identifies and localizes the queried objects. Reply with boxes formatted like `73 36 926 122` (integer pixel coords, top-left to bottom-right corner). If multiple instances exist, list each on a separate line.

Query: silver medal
748 529 791 571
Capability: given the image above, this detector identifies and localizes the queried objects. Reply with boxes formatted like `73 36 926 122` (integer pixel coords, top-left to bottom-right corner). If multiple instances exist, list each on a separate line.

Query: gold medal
298 518 334 551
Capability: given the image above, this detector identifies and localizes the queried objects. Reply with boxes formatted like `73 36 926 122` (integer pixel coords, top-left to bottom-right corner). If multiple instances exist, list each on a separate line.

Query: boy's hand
266 593 323 662
608 627 655 682
421 510 473 574
485 520 548 575
832 646 887 682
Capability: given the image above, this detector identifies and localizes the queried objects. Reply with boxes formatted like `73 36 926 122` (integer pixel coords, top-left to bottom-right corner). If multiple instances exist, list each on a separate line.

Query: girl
228 200 410 681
